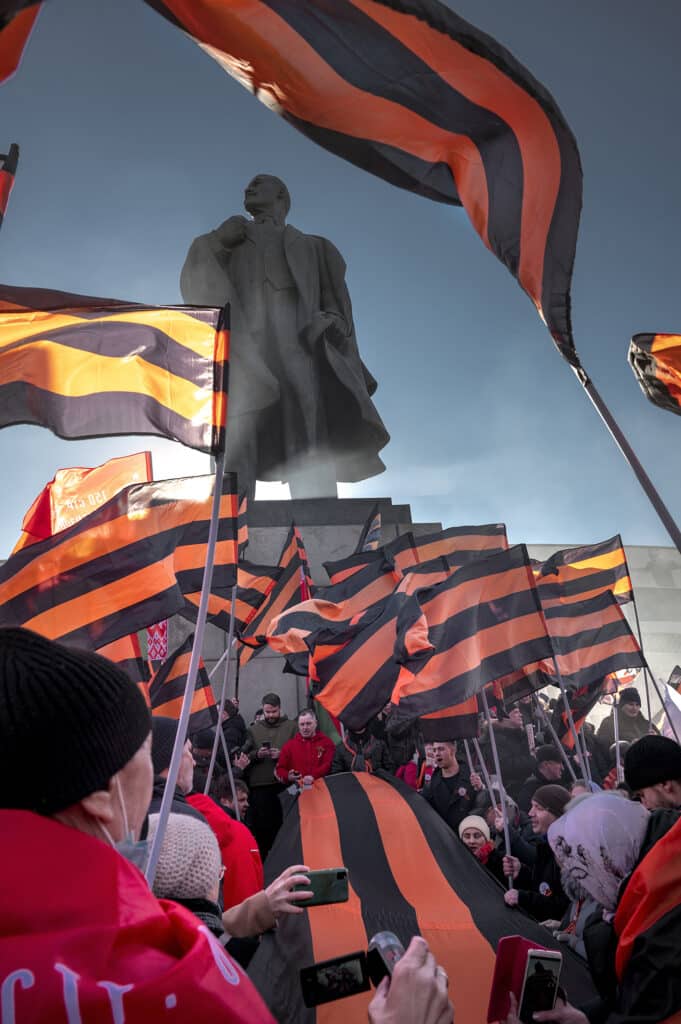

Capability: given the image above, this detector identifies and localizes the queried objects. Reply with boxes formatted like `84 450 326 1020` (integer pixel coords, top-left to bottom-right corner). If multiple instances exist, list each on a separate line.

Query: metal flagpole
628 593 653 725
612 693 623 784
480 689 512 888
146 450 226 888
219 729 241 822
208 643 230 680
573 367 681 556
204 583 238 795
579 730 593 783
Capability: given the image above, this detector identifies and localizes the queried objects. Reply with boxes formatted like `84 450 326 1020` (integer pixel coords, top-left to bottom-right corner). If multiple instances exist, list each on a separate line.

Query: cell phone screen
518 953 562 1024
300 952 370 1007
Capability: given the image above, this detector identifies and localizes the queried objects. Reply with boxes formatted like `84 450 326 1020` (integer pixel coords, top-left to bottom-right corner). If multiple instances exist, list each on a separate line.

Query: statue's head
244 174 291 220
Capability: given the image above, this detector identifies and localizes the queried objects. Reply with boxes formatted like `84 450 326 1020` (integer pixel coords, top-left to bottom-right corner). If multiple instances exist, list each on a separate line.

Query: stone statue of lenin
180 174 389 500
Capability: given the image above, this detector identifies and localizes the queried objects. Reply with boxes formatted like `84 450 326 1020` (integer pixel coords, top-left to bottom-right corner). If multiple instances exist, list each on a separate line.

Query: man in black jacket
517 744 569 812
422 741 482 833
503 783 570 923
331 727 394 774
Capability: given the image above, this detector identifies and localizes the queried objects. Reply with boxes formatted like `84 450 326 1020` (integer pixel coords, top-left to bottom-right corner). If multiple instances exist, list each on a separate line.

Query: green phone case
295 868 349 906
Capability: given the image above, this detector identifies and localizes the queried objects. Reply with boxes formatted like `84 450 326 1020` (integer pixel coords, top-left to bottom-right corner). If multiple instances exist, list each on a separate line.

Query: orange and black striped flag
325 523 508 583
173 471 239 606
149 633 217 733
266 553 402 660
248 774 596 1024
550 675 609 750
12 451 153 553
391 545 553 721
0 143 18 231
629 333 681 418
239 525 313 666
184 559 283 636
394 523 508 571
534 535 633 608
97 633 151 708
145 0 582 362
0 5 39 83
0 475 216 648
237 492 248 555
0 284 228 453
308 558 455 730
542 590 645 692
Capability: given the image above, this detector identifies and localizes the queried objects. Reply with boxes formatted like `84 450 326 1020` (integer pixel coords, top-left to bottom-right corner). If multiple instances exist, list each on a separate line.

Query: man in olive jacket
242 692 296 857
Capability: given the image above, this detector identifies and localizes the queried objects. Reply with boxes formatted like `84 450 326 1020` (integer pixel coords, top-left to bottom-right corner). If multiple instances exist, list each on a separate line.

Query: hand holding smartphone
292 867 349 906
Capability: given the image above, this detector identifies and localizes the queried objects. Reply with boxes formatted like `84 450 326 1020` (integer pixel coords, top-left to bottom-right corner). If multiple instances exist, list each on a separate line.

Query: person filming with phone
241 692 296 857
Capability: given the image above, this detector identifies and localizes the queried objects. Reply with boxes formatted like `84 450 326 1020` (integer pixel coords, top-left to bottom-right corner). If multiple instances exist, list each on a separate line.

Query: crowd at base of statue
2 627 681 1024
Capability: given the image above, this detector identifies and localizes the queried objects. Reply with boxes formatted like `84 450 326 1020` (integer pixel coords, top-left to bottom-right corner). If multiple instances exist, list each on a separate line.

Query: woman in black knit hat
0 627 277 1023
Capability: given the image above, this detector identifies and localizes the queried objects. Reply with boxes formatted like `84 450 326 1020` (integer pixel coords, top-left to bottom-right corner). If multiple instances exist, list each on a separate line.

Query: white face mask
99 775 150 874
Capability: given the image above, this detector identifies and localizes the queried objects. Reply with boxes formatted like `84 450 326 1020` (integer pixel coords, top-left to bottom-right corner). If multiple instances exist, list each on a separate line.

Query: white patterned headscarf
547 793 649 912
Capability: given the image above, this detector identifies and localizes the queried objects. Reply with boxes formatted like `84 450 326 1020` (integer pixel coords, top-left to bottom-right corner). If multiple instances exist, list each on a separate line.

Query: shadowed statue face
244 174 289 217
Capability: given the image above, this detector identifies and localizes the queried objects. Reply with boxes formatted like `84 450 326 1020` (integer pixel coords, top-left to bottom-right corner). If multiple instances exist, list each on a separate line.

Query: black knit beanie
532 784 571 819
535 744 562 765
0 627 151 814
619 687 641 707
624 735 681 791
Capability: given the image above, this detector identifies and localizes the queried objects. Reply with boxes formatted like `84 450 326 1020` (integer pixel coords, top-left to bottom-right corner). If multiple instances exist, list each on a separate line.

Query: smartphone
293 867 349 906
262 741 271 749
300 951 370 1007
366 931 406 987
518 950 562 1024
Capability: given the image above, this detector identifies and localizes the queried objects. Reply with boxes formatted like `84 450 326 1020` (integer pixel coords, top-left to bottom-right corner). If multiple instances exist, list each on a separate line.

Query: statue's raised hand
215 215 248 248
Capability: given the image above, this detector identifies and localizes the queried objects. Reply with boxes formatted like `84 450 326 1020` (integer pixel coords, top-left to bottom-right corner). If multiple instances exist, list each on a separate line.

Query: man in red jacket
275 709 335 786
186 790 264 910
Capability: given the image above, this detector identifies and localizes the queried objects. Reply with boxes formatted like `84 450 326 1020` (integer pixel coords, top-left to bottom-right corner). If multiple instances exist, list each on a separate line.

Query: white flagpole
146 449 226 887
480 690 512 889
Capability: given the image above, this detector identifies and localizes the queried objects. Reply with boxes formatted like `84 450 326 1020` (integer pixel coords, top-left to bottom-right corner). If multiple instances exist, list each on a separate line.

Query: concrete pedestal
168 497 442 723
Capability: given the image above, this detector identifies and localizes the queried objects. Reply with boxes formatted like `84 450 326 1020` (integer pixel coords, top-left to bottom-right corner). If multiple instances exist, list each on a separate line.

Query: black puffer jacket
514 834 569 922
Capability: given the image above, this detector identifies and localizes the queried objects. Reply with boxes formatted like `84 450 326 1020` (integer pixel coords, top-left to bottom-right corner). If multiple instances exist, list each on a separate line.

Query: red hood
0 811 274 1022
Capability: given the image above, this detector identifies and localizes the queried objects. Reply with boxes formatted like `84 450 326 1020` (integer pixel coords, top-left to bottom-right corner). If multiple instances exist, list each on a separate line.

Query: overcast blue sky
2 0 681 557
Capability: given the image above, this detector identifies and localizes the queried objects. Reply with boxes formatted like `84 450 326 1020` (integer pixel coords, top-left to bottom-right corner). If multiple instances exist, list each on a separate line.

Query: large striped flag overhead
145 0 582 362
0 476 216 649
0 143 18 231
149 633 217 733
534 535 633 608
11 451 153 553
391 545 554 721
248 774 596 1024
629 333 681 418
0 285 228 453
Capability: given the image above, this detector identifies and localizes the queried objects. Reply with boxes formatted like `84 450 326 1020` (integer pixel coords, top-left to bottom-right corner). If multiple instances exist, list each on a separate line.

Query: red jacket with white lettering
0 811 275 1023
275 730 335 783
186 793 264 910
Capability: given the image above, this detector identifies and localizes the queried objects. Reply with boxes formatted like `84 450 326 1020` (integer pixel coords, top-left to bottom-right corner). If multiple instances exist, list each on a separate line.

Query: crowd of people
3 624 681 1023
